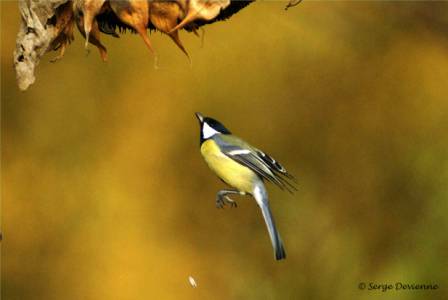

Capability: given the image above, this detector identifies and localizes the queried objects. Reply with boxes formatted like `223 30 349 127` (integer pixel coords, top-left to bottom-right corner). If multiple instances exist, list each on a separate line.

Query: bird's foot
216 190 241 209
224 196 237 208
216 195 237 209
216 196 225 209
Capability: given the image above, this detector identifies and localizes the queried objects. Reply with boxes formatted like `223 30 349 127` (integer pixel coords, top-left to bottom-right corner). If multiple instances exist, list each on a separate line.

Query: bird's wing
188 0 254 30
253 147 296 181
216 135 297 192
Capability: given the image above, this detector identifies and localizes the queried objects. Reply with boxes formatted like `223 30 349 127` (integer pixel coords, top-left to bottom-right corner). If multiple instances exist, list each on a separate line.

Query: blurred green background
2 1 448 299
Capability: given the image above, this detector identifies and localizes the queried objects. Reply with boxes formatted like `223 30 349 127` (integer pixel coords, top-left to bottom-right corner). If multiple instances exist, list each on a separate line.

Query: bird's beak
195 112 204 123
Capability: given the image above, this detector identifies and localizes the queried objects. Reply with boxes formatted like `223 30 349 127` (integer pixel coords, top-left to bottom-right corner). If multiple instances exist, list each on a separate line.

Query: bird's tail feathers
254 185 286 260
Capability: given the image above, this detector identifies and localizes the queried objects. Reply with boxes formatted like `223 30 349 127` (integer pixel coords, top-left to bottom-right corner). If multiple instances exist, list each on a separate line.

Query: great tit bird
195 112 296 260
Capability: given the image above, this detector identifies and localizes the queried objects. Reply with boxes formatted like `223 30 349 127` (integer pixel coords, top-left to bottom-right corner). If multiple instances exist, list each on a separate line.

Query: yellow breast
201 139 257 194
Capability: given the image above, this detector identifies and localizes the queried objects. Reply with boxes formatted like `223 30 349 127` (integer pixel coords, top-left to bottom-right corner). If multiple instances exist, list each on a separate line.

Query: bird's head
195 112 231 144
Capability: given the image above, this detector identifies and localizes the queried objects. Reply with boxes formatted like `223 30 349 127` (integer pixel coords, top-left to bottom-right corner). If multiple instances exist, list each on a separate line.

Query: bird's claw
216 197 225 209
216 195 237 209
224 196 237 208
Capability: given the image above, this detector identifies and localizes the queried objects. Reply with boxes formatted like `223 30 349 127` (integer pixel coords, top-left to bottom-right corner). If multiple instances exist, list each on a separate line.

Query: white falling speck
188 276 197 288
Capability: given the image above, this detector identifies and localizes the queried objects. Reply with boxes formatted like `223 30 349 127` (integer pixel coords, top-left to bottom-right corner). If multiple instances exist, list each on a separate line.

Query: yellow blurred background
2 1 448 299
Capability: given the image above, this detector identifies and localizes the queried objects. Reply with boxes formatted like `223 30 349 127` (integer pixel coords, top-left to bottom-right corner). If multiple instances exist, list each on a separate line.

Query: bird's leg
216 190 242 209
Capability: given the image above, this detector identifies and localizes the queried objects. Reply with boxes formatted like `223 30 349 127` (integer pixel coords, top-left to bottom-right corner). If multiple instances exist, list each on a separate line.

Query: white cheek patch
202 123 220 138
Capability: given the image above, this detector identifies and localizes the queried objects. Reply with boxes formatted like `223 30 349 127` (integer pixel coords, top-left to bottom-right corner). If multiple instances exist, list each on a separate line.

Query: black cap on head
195 112 231 144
